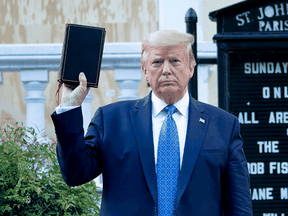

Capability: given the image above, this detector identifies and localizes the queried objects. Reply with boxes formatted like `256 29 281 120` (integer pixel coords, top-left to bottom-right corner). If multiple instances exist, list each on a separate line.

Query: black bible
58 23 106 88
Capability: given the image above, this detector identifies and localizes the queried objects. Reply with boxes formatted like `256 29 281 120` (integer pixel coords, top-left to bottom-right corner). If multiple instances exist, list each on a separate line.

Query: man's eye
152 60 162 66
170 59 180 65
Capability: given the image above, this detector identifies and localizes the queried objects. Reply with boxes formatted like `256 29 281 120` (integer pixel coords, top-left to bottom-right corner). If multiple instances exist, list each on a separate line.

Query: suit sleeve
222 117 253 215
51 106 103 186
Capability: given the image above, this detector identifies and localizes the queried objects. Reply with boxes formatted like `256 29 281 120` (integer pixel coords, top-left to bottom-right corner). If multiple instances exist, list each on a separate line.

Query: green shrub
0 120 100 216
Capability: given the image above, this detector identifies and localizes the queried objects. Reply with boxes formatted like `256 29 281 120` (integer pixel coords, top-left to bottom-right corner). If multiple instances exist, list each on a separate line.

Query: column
20 69 48 133
114 68 142 101
0 71 2 104
197 65 214 103
0 71 2 88
82 89 93 135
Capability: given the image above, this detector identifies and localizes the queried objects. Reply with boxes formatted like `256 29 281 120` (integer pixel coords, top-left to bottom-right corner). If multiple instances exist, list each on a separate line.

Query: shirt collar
151 90 189 118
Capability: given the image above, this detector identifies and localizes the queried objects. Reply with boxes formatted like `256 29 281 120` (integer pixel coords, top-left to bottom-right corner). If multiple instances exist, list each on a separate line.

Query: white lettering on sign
262 87 288 99
275 87 281 99
257 141 279 153
244 62 288 74
247 162 265 174
269 111 288 124
259 20 288 32
257 4 287 20
236 3 288 32
269 162 288 174
238 112 259 124
252 188 274 200
263 214 286 216
236 11 251 26
280 188 288 200
257 4 288 32
236 14 245 26
263 87 270 99
281 188 288 200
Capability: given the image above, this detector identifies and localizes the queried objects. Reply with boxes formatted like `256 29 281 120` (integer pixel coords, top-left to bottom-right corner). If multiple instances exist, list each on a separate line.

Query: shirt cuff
55 104 80 114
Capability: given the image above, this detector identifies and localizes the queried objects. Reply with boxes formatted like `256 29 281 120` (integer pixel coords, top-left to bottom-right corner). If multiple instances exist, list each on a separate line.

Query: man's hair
140 29 196 68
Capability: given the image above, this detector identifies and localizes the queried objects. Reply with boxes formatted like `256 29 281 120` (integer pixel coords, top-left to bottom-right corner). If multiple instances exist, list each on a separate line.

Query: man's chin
157 88 184 104
158 87 177 95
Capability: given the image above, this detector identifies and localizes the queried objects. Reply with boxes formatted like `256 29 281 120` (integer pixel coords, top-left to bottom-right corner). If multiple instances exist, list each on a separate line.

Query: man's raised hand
61 72 90 107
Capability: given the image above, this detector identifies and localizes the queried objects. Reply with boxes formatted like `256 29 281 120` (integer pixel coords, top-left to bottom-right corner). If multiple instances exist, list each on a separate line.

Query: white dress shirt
55 105 80 114
55 91 190 167
151 91 189 168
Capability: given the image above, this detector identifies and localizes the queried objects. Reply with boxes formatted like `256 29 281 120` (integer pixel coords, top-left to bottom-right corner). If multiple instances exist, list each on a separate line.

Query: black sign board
210 1 288 34
210 0 288 215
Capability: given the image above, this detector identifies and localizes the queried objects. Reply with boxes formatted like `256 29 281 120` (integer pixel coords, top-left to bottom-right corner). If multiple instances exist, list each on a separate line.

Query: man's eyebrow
151 56 163 60
167 54 180 58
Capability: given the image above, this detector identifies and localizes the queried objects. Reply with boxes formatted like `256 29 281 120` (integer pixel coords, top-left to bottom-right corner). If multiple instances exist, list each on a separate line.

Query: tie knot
164 105 177 117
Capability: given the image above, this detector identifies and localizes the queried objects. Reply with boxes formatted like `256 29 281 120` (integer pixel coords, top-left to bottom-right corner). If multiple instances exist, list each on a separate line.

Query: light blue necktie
157 105 180 216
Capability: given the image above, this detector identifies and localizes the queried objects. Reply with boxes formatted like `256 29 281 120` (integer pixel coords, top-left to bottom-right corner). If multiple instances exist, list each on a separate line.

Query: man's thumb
79 72 87 88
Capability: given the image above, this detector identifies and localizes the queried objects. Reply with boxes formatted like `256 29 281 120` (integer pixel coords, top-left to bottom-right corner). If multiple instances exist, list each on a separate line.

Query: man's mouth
160 80 176 84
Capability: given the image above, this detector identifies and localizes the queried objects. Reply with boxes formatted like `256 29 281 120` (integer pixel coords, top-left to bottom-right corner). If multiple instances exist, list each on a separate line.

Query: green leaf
0 121 100 215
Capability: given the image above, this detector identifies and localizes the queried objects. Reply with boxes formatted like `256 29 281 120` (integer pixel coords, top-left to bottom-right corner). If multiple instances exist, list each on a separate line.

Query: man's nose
162 60 172 74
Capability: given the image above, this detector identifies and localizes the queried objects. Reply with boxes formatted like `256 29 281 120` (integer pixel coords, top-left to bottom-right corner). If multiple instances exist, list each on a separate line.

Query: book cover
58 23 106 88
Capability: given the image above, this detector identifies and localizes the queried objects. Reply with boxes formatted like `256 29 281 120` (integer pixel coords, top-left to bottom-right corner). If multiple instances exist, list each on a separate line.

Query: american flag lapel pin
199 118 205 124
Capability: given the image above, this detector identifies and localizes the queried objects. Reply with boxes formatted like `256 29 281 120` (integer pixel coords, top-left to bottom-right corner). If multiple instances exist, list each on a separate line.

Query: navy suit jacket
51 93 253 215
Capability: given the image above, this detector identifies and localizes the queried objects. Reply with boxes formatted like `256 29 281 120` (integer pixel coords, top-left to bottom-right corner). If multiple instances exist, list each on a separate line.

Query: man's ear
188 60 195 79
142 65 149 82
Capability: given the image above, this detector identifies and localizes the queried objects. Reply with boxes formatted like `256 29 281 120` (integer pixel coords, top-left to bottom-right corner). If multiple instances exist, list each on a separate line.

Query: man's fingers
64 83 77 90
79 72 87 88
60 72 89 106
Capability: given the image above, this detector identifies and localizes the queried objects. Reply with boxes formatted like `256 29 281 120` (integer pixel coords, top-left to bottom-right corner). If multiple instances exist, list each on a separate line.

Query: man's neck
156 89 187 105
151 90 189 117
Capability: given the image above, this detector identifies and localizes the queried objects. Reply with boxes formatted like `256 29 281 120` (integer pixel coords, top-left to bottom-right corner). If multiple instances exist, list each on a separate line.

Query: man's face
143 44 194 104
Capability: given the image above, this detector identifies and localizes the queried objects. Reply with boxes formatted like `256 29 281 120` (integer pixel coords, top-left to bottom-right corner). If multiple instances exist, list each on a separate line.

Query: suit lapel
130 93 157 204
130 93 209 206
176 96 209 206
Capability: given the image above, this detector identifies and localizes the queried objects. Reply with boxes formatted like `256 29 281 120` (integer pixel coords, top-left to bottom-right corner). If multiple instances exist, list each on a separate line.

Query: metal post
185 8 198 100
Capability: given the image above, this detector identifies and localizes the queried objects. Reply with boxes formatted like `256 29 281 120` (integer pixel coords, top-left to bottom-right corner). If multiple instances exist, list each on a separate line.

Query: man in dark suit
51 30 253 215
